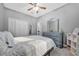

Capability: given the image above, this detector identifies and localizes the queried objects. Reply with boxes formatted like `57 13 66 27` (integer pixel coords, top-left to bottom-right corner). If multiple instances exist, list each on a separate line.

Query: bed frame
43 47 54 56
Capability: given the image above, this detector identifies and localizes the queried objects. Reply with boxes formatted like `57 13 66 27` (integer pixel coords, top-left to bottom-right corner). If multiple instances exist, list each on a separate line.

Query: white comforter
14 35 56 56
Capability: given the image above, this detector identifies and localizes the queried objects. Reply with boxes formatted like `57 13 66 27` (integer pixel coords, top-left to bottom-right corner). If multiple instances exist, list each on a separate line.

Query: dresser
43 32 63 48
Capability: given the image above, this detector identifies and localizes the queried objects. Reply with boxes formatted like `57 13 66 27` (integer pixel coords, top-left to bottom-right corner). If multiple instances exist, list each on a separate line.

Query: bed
13 35 56 56
6 18 56 56
0 31 56 56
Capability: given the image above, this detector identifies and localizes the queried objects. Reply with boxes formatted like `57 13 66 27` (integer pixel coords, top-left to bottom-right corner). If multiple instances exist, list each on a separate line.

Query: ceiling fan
27 3 46 14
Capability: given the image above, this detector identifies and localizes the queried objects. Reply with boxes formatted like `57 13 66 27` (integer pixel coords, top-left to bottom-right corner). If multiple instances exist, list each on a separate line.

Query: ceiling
4 3 66 17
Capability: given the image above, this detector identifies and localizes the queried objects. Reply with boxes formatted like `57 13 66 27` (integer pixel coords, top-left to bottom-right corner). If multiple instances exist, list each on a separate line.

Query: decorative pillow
3 31 15 47
0 32 8 55
0 32 6 43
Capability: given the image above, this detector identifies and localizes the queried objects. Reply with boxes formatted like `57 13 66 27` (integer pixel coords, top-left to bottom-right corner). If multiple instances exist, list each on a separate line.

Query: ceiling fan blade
29 3 34 5
27 7 33 11
29 3 37 7
39 6 46 10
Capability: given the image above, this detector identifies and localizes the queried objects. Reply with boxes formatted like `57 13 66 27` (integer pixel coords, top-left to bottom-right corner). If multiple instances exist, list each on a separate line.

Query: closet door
8 18 16 36
15 20 29 37
8 18 30 37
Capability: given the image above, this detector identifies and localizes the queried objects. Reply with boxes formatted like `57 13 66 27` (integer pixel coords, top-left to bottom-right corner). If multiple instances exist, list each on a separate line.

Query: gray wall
38 3 79 33
0 3 38 35
0 3 79 34
3 7 38 35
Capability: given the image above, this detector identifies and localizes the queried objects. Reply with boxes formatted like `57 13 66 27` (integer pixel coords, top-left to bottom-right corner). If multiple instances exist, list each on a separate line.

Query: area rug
50 48 73 56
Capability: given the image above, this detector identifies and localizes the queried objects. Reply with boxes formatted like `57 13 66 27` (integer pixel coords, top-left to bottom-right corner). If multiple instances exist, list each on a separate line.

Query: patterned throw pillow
0 32 8 55
3 31 15 47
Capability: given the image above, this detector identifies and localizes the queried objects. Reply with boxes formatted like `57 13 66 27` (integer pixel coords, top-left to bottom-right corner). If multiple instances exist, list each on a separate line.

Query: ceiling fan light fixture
28 3 46 14
33 7 39 11
36 3 40 6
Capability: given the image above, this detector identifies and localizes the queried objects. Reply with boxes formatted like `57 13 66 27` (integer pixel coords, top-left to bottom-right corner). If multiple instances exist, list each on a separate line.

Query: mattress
14 35 56 56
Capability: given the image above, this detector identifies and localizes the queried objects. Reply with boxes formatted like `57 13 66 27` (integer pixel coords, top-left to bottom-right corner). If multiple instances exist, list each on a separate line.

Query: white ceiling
4 3 66 17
